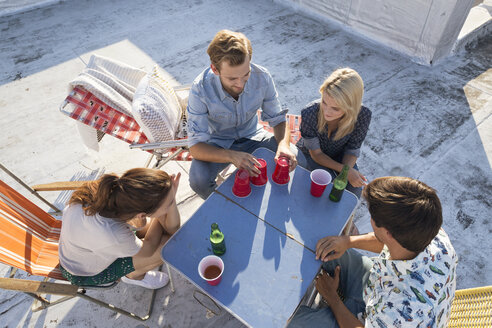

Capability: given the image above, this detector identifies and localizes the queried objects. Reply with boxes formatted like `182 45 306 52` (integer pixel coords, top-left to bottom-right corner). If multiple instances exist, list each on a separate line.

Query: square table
215 147 359 252
162 192 319 327
161 148 359 327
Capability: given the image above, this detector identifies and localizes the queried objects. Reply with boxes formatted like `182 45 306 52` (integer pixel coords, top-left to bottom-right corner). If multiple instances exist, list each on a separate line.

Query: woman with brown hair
58 168 180 289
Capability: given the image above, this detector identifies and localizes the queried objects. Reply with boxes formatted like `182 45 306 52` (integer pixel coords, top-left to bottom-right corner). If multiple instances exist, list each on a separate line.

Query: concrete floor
0 0 491 327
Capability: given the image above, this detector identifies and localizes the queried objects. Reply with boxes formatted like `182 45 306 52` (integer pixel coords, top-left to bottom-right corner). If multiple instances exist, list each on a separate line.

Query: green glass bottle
210 223 226 256
329 165 349 202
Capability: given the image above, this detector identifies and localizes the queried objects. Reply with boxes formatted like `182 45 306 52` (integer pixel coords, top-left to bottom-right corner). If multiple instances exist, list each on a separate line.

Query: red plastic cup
250 158 268 186
232 169 251 197
198 255 224 286
272 156 290 185
310 169 332 197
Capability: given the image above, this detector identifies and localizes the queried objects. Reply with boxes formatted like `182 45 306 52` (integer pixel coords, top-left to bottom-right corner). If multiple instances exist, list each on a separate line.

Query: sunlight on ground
77 39 183 87
464 68 492 169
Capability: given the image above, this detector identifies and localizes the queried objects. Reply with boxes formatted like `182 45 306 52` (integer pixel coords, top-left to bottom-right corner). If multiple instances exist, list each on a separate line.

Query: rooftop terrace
0 0 491 327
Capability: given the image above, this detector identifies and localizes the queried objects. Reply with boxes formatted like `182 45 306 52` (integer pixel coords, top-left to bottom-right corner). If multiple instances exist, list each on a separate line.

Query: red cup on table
250 158 268 186
272 156 290 185
198 255 224 286
232 169 251 197
310 169 332 197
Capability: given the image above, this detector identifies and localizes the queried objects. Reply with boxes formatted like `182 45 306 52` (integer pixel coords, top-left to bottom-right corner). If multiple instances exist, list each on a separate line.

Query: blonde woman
58 168 180 289
296 68 371 198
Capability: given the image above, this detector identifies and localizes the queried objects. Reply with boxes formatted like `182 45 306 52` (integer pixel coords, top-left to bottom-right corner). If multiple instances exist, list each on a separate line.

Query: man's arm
272 121 297 170
316 232 384 262
316 268 364 328
259 69 297 170
329 299 364 328
189 143 261 176
189 143 235 163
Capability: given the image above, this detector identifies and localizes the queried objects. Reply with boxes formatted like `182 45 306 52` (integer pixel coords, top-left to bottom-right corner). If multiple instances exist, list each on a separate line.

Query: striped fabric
0 180 64 280
61 86 193 161
68 54 146 117
64 86 149 146
62 87 301 162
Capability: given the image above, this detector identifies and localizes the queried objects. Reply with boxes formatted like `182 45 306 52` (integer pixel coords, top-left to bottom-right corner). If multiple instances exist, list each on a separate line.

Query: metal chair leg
77 290 155 321
155 148 185 169
145 153 155 168
166 263 175 293
29 293 76 312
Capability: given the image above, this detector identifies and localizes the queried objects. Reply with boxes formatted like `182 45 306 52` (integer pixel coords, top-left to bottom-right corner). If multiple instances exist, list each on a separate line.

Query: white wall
274 0 476 65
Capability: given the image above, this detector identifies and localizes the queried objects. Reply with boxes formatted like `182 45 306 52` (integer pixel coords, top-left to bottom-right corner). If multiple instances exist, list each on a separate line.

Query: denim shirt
186 63 286 149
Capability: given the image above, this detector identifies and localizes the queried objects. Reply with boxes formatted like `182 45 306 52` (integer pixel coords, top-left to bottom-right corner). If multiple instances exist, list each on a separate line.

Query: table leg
342 214 358 236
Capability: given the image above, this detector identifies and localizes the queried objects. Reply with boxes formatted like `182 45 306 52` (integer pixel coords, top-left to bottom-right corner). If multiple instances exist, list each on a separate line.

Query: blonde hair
207 30 252 71
318 68 364 140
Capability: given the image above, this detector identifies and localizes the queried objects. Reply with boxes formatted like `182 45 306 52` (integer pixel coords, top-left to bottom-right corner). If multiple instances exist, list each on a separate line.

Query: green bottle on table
210 223 226 256
329 165 349 202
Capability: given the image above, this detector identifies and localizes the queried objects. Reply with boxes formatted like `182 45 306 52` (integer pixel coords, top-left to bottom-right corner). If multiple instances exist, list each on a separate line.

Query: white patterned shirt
363 229 458 328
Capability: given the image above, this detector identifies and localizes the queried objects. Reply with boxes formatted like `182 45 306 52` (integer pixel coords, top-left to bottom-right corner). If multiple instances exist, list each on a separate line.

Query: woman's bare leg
127 218 169 280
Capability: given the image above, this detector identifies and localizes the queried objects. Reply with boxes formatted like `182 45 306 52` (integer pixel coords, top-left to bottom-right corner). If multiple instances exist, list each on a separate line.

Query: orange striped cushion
0 180 64 280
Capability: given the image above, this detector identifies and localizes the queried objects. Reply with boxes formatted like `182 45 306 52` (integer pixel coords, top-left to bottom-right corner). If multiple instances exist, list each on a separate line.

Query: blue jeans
189 135 306 199
298 150 363 198
287 249 373 328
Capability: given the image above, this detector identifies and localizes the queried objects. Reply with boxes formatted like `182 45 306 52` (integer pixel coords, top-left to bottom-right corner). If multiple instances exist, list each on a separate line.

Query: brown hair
69 168 172 221
318 68 364 140
207 30 252 71
363 176 442 253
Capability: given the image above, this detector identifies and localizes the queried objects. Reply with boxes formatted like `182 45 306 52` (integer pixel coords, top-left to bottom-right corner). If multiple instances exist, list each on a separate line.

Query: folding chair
0 172 172 321
61 85 302 169
447 285 492 327
60 85 191 169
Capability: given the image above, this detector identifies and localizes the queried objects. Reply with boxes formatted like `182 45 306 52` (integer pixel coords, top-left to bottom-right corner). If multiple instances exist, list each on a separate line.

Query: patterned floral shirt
363 229 458 328
296 100 372 159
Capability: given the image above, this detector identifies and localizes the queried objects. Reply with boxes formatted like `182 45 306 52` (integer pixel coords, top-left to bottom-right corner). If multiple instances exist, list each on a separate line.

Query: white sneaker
121 270 169 289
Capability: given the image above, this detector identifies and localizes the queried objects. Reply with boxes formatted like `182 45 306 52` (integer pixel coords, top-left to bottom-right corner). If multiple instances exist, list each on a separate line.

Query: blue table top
162 192 320 327
216 147 359 252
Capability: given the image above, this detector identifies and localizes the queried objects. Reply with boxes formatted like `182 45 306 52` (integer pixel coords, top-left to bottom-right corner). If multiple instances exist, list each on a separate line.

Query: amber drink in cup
198 255 224 286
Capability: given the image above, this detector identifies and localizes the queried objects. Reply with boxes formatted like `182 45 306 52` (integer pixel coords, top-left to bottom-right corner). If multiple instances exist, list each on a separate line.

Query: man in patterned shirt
186 30 299 199
288 176 458 328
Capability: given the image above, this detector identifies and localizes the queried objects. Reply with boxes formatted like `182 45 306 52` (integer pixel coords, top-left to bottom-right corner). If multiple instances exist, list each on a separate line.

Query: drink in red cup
232 169 251 197
272 156 290 185
250 158 268 186
310 169 332 197
198 255 224 286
